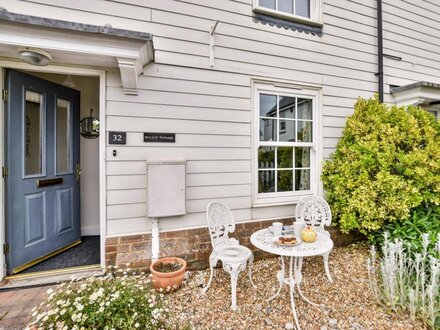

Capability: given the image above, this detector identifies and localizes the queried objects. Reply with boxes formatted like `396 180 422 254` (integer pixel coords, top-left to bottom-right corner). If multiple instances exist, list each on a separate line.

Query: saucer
272 236 301 247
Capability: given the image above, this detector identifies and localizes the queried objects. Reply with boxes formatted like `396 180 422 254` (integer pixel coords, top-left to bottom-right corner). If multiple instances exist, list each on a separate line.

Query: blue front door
6 69 81 274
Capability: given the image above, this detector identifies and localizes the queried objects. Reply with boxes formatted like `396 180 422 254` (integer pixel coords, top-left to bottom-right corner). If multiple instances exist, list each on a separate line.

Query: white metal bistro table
250 228 333 330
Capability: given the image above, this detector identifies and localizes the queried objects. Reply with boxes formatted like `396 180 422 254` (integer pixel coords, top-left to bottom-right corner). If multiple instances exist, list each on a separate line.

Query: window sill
253 192 314 208
253 6 323 28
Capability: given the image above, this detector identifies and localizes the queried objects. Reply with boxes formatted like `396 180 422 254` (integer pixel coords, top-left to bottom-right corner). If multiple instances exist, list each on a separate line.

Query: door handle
75 164 82 183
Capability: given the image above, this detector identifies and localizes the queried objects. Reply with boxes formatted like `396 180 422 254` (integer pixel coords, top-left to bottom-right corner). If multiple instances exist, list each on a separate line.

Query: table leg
294 257 322 307
266 256 285 302
289 257 301 330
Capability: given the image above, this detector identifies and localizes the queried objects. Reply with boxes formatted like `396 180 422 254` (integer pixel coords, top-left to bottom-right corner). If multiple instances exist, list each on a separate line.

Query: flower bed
26 268 186 330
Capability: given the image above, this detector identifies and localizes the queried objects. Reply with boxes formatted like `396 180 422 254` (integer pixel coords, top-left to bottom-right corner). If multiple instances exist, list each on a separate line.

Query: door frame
0 61 106 280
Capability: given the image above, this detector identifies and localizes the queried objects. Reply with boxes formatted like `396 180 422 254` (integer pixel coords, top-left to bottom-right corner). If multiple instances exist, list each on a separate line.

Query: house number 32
108 131 126 145
112 134 122 142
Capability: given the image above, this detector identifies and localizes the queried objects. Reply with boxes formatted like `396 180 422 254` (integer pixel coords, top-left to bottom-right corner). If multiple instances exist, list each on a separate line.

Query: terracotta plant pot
150 257 186 291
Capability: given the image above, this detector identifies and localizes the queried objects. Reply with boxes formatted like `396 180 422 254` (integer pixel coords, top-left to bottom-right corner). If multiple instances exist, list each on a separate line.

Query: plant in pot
150 257 186 292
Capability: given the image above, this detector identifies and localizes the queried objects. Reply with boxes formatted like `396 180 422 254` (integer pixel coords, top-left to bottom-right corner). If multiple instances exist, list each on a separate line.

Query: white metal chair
295 195 334 282
201 201 256 310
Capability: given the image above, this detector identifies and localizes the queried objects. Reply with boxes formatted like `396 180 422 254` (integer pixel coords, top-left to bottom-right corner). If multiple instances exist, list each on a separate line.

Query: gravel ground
165 242 427 330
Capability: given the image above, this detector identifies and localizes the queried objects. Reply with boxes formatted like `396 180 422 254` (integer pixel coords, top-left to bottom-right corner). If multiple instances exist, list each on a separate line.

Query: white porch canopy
390 81 440 108
0 8 154 95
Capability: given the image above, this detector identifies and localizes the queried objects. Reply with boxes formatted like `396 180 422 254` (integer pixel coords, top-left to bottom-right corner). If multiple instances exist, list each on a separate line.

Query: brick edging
105 218 364 272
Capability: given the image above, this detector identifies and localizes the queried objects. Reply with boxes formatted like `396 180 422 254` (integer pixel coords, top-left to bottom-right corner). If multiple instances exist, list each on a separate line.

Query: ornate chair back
295 196 332 235
206 201 237 249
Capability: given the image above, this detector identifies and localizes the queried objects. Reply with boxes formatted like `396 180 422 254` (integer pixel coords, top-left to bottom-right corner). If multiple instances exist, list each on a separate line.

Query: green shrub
372 207 440 257
26 268 184 330
322 97 440 235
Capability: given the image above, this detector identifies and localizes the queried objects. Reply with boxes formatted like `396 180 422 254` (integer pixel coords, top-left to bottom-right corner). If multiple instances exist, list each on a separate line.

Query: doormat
22 236 100 274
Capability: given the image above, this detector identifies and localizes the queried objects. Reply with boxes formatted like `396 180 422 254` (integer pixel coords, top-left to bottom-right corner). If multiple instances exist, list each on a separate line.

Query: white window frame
253 0 323 27
252 81 322 206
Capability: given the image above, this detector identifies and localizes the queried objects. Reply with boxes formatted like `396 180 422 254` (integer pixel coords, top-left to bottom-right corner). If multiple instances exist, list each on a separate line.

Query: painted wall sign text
144 132 176 143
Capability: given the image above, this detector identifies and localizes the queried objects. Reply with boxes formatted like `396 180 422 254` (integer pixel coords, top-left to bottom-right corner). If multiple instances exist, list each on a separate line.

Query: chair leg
223 263 242 311
323 252 333 283
201 255 218 294
248 254 257 289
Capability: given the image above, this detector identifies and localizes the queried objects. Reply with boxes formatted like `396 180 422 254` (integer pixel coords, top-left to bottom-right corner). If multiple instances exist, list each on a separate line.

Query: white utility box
146 159 186 218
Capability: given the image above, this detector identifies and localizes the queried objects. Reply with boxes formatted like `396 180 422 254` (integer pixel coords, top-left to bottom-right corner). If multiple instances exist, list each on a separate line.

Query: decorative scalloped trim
253 13 323 37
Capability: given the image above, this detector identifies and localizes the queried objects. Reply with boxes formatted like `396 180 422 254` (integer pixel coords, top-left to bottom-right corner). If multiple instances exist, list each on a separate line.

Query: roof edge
0 7 152 42
390 81 440 94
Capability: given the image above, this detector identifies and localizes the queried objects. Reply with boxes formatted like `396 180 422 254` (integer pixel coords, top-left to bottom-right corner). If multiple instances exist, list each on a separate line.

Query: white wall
28 72 100 236
3 0 439 236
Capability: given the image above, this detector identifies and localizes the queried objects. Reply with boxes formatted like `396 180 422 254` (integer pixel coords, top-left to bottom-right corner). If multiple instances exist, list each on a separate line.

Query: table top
250 228 333 257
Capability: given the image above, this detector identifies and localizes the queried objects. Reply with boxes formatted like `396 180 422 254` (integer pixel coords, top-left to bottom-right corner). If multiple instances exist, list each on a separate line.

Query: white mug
272 222 283 236
293 221 304 239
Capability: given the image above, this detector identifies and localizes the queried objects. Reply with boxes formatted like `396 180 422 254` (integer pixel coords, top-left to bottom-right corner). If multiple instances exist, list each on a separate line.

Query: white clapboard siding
6 0 150 26
107 161 146 176
10 0 439 235
105 147 251 161
108 75 251 99
187 172 252 187
106 102 251 123
187 160 251 174
107 175 147 190
186 184 251 200
187 197 252 213
107 203 146 220
107 218 149 236
107 189 146 205
140 64 251 86
323 105 355 118
106 208 253 236
106 87 251 110
20 0 151 21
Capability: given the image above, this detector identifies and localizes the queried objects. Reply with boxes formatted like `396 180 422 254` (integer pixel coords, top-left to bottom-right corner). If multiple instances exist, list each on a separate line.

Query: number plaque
109 131 126 145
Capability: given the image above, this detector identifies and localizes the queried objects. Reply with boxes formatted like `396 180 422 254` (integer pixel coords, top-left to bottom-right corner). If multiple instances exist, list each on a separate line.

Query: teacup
272 222 283 236
293 221 305 239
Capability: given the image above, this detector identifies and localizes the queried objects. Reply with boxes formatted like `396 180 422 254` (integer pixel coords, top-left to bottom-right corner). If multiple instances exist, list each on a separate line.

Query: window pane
278 0 293 14
258 147 276 169
277 147 293 168
279 96 295 119
295 0 310 17
279 119 295 142
295 147 310 168
297 121 312 142
295 169 310 190
278 170 293 192
259 170 275 193
297 98 312 120
260 0 276 9
56 98 71 173
260 94 277 117
24 91 43 176
260 118 277 141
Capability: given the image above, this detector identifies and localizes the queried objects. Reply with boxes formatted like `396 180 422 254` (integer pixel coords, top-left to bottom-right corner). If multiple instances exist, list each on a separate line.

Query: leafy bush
26 268 184 330
368 233 440 329
322 97 440 235
372 207 440 257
